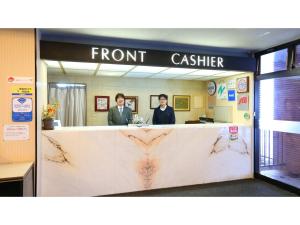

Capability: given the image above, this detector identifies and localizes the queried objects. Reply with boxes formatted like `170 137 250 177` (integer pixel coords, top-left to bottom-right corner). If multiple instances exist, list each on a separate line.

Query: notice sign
7 76 33 84
229 126 238 141
11 86 33 96
3 125 29 141
12 97 33 122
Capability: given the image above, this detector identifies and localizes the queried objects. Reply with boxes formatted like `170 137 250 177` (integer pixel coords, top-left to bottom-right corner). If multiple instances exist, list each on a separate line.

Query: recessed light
99 64 135 71
61 61 98 70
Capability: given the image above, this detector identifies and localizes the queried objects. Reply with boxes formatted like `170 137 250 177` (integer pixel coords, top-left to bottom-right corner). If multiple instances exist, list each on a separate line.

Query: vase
43 118 54 130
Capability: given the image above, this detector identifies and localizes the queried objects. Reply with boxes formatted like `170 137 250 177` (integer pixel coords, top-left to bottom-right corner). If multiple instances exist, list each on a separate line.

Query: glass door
255 75 300 190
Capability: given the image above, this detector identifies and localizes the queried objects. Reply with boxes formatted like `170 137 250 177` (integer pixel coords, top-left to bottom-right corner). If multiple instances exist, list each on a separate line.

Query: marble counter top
38 124 253 196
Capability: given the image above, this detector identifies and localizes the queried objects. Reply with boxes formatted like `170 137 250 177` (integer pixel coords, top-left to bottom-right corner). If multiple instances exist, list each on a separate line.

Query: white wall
48 74 207 125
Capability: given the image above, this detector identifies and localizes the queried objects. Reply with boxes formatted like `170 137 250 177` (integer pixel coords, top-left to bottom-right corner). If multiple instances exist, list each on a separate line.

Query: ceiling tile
130 65 168 73
99 64 135 71
45 60 60 68
97 70 126 77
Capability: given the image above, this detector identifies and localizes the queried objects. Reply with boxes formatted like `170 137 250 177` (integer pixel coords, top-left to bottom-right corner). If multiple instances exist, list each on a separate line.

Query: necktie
119 107 123 116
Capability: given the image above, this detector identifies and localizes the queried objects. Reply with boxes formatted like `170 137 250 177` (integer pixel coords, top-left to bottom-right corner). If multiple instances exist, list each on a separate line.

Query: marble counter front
37 124 253 196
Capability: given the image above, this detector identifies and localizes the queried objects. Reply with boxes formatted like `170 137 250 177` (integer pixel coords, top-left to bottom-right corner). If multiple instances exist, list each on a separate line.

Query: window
295 45 300 68
260 48 288 74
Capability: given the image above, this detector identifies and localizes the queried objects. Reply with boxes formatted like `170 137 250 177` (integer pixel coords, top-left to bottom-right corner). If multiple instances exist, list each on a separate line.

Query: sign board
7 76 33 84
3 125 29 141
229 126 239 140
40 41 256 72
207 81 217 96
11 86 33 96
217 80 227 100
228 90 236 101
12 97 33 122
237 93 249 111
227 79 236 89
237 77 249 93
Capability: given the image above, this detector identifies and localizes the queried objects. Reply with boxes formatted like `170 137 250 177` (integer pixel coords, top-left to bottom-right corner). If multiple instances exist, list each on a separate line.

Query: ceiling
45 60 246 81
42 28 300 52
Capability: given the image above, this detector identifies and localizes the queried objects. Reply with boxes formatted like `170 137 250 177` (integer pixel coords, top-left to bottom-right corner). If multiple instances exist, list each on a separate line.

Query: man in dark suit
152 94 175 125
108 93 132 126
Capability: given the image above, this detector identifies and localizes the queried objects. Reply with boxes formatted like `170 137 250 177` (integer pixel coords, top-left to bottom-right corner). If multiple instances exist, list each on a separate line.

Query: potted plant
42 102 59 130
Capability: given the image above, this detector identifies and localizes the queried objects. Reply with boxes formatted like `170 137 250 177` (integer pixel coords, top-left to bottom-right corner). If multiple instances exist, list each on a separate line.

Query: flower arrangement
42 102 59 120
132 114 147 127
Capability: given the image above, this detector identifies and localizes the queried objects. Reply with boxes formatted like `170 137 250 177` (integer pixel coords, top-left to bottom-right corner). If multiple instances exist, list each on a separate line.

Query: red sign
229 126 238 134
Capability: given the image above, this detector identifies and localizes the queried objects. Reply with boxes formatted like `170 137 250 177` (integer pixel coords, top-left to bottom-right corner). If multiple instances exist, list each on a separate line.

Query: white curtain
48 83 86 126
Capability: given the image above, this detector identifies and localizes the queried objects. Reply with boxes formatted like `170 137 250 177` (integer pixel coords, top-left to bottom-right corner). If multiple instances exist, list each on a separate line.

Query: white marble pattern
37 124 253 196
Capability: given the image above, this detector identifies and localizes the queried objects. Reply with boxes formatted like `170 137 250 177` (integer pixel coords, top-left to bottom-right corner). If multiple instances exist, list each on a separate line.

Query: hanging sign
217 80 227 100
3 124 29 141
11 86 33 96
12 97 33 122
40 41 256 72
237 93 249 111
228 90 236 101
207 81 217 96
7 76 33 84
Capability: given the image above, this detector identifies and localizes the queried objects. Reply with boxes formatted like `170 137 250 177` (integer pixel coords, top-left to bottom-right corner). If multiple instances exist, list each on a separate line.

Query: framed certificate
95 96 110 112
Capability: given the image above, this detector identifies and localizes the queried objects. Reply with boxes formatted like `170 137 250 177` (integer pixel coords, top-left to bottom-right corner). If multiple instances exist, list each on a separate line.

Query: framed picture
173 95 190 111
236 77 249 93
95 96 110 112
125 96 138 113
150 95 160 109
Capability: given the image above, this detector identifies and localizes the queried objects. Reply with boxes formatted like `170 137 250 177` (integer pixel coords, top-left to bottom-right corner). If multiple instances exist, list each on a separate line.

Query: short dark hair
158 94 168 100
115 93 125 101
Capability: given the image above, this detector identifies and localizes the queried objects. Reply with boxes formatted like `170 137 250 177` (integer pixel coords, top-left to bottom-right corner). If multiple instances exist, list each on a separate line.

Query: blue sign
12 97 33 122
228 90 236 101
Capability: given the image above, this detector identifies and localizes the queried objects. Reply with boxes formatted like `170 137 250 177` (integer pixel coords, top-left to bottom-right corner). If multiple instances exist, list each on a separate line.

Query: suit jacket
108 106 132 126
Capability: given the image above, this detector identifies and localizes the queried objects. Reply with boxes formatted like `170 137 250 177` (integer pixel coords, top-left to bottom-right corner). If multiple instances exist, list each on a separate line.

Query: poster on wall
237 77 249 93
228 90 236 101
227 79 236 89
3 124 29 141
217 80 227 100
12 97 33 122
237 93 249 111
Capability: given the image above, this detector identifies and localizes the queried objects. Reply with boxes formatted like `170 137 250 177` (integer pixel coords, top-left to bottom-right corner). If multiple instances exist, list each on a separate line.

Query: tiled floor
109 179 299 197
261 169 300 189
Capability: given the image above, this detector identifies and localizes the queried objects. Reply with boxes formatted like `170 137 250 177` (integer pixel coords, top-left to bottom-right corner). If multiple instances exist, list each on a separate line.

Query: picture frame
173 95 190 111
236 76 249 93
124 96 138 113
95 96 110 112
150 95 160 109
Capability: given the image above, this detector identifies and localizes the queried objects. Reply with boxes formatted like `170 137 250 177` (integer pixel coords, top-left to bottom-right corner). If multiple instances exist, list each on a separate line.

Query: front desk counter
37 124 253 196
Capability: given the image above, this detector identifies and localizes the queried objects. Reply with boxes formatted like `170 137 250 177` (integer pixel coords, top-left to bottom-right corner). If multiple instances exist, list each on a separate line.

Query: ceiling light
64 69 94 76
159 68 197 75
61 61 98 70
130 66 167 73
44 60 60 68
99 64 135 71
97 71 126 77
